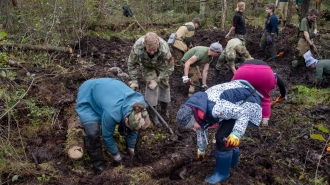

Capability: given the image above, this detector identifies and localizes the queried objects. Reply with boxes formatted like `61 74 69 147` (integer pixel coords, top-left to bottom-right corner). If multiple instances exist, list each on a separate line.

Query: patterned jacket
184 80 263 149
127 35 174 87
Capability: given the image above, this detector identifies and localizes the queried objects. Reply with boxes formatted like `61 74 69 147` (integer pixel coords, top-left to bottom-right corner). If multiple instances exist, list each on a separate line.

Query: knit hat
176 105 196 129
304 50 318 67
128 109 151 131
210 42 223 53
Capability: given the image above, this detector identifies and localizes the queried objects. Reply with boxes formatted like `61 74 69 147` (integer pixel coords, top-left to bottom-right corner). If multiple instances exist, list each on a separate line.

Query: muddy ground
1 23 330 185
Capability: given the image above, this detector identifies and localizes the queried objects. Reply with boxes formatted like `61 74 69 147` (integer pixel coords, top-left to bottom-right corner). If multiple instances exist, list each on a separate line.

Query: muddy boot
159 101 169 119
204 150 232 184
149 106 162 127
87 148 107 174
231 147 240 168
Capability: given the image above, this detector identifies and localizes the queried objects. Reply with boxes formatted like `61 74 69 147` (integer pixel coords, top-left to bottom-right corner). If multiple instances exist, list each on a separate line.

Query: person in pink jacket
232 59 286 126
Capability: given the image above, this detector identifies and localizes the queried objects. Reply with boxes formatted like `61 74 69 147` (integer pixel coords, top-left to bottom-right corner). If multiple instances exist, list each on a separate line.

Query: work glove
295 4 298 9
267 34 274 45
182 76 190 84
310 33 316 39
213 69 220 77
127 147 135 156
129 80 139 91
197 148 205 161
261 118 269 126
113 153 123 166
225 33 230 39
225 132 241 148
201 84 208 91
310 44 314 51
148 80 158 90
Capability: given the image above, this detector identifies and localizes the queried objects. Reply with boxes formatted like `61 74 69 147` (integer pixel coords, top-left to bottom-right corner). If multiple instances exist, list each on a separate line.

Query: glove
295 5 298 9
127 147 135 156
182 76 190 83
201 84 208 91
267 34 273 45
225 33 230 39
310 44 314 51
113 153 122 162
148 80 158 90
129 80 139 91
197 148 205 161
261 118 269 126
213 69 220 77
310 33 316 39
275 96 286 103
225 132 241 148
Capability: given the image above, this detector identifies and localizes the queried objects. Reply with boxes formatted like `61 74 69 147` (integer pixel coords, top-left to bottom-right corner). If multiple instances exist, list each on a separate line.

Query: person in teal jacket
76 78 151 174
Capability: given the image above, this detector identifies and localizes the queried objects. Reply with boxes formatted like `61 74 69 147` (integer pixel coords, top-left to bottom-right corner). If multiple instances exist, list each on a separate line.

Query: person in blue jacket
259 4 279 61
176 80 263 184
76 78 151 174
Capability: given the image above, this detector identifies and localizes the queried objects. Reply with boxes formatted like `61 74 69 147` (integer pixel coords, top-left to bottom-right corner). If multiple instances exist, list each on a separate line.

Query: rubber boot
150 106 162 127
204 150 232 184
160 102 169 119
231 147 240 168
87 148 107 174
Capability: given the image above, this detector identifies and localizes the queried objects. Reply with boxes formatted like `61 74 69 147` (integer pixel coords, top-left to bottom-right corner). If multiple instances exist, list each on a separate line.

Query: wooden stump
66 115 85 160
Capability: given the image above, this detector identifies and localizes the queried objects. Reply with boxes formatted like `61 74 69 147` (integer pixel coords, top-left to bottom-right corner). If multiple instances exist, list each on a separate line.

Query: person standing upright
225 2 246 42
259 4 279 61
127 32 174 126
276 0 289 27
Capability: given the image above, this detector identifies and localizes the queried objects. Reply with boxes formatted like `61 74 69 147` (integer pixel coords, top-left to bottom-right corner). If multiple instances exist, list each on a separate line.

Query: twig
0 78 35 119
14 116 28 161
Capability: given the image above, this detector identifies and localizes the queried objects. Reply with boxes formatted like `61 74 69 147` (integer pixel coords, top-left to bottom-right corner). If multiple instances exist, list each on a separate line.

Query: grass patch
291 85 330 107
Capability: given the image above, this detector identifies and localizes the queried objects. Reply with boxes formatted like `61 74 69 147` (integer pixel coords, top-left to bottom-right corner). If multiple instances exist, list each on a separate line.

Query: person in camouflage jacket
127 32 174 127
214 38 253 75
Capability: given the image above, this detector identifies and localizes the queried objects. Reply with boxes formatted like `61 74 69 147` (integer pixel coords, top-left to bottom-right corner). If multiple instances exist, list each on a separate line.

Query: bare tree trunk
315 0 322 12
11 0 21 8
66 114 85 160
300 0 310 21
286 0 293 25
183 0 189 14
221 0 227 31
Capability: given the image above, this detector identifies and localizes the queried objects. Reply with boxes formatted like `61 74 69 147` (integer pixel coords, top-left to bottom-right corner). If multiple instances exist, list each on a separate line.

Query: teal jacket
76 78 146 155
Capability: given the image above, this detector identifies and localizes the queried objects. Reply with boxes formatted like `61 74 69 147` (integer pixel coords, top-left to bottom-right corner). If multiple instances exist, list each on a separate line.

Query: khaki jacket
173 22 196 52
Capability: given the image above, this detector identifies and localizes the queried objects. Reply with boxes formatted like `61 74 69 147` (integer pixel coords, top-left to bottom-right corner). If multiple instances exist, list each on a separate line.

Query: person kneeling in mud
176 80 263 184
76 78 151 174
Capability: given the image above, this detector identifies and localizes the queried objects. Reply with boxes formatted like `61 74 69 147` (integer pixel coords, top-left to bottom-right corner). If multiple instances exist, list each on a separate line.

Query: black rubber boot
160 102 169 119
149 106 162 127
87 148 107 174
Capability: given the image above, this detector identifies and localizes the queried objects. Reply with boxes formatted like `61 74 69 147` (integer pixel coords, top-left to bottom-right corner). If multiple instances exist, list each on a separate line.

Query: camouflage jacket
173 22 196 52
224 38 251 65
128 36 174 83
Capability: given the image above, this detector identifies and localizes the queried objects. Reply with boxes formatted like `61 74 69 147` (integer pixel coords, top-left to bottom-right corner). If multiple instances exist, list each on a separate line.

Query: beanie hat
128 108 151 131
304 50 318 67
210 42 223 53
176 105 195 129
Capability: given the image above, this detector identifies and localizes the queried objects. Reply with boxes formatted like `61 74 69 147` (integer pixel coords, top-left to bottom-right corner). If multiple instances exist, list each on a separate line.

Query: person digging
181 42 222 97
304 50 330 88
127 32 174 126
176 80 263 184
75 78 151 174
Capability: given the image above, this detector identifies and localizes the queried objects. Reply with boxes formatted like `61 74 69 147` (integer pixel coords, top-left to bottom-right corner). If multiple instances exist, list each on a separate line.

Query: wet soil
1 23 330 185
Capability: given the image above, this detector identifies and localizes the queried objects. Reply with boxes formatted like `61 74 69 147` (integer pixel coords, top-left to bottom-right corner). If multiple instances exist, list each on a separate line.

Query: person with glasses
292 9 318 68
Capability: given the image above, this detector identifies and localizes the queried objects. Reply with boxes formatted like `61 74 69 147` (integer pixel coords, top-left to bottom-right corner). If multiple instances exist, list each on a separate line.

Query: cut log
0 42 73 53
66 114 85 160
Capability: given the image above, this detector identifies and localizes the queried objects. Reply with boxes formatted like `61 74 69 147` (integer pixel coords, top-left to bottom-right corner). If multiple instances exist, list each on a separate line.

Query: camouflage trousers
187 65 202 97
143 68 171 107
260 32 277 58
172 47 185 73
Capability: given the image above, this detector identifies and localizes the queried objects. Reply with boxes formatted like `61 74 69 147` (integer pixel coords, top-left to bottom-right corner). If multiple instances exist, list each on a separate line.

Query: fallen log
65 114 85 160
0 42 73 53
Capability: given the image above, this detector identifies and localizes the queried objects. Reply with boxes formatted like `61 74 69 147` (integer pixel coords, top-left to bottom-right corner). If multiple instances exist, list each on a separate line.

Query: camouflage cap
128 109 151 131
